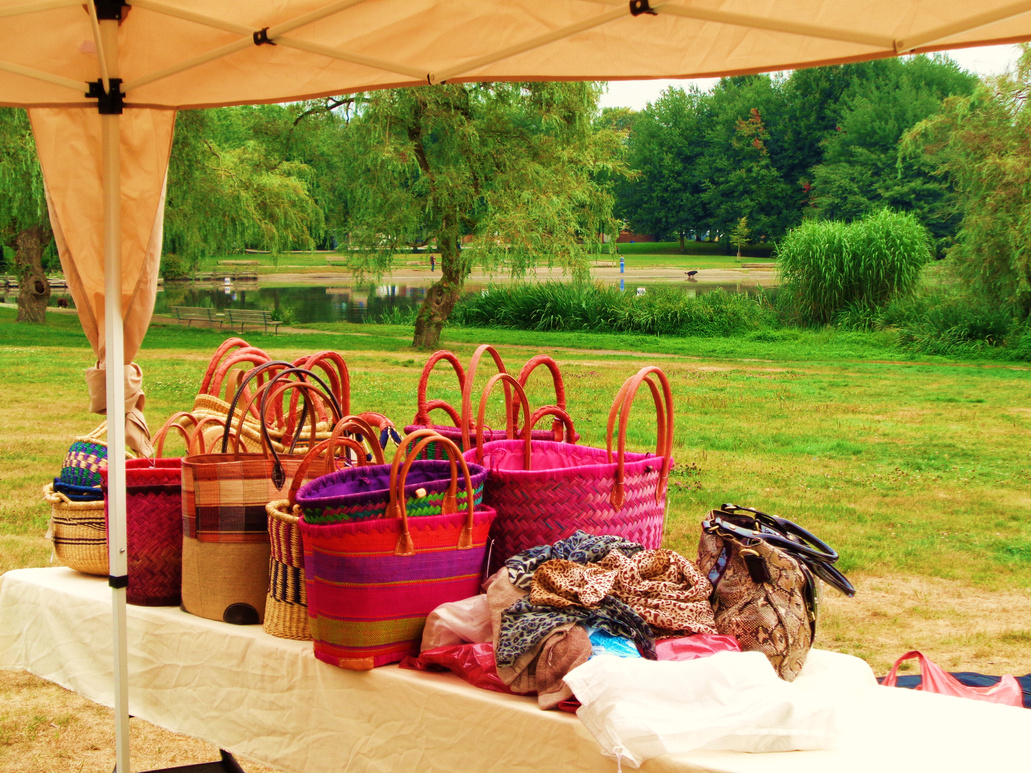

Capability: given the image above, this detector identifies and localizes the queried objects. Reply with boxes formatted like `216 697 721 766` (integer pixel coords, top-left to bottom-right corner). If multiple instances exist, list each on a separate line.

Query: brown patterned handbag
696 504 854 681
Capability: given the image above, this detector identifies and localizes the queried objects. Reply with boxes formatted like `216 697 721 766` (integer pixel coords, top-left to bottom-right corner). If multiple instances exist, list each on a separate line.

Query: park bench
225 308 283 334
172 306 221 327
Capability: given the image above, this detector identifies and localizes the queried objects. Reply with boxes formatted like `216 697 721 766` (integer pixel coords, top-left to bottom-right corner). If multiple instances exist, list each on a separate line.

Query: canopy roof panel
2 0 1030 109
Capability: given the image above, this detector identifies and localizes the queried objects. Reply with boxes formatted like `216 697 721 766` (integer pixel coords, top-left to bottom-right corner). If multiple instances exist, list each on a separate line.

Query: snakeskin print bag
696 504 854 681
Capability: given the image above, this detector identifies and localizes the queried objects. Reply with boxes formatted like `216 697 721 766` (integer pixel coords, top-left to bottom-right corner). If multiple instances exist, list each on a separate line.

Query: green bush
777 210 931 325
452 282 775 337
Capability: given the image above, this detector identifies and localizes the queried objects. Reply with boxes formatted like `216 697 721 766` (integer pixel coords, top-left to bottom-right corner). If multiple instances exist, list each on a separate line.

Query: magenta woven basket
301 431 496 670
465 366 674 574
101 457 183 606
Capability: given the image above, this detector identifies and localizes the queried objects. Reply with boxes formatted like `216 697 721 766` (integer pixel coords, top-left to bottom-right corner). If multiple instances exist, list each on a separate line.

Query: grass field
1 307 1029 771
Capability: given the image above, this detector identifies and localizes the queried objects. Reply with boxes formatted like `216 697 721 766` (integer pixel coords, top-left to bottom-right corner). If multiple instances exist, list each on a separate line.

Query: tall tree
0 108 52 323
615 86 707 250
903 46 1031 318
341 82 625 348
700 75 793 247
809 56 978 243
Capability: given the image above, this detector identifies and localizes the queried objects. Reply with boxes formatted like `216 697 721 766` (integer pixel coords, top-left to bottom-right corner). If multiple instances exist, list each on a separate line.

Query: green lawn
1 307 1029 674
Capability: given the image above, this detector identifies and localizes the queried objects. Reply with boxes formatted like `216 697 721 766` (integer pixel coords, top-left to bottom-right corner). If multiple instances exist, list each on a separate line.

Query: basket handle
387 430 477 557
152 412 206 458
516 355 574 442
460 344 512 451
197 337 255 395
605 367 674 510
219 360 294 453
285 417 379 506
412 350 466 426
525 405 577 446
209 349 277 411
256 374 344 489
292 350 352 422
471 373 531 466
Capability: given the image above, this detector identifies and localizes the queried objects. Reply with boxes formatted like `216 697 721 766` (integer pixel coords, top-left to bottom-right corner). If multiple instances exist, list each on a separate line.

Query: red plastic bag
399 642 514 695
882 651 1023 707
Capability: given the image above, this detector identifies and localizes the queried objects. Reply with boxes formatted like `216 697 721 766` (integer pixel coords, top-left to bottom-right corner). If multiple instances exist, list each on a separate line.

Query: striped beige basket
43 482 108 576
263 499 311 640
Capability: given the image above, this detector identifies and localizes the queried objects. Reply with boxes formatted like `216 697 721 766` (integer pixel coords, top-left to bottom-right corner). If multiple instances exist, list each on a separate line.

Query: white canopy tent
2 1 1030 770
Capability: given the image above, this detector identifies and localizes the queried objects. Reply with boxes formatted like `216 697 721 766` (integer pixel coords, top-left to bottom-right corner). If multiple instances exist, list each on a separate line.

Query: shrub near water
777 210 931 325
453 282 774 336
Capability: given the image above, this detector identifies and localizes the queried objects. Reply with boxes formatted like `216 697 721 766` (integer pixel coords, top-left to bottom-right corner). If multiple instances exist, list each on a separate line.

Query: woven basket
300 431 497 670
466 366 673 574
264 500 310 639
44 483 108 576
101 458 183 606
262 419 382 640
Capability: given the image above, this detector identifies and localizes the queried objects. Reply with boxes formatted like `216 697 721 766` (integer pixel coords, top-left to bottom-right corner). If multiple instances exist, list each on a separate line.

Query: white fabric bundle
564 649 877 767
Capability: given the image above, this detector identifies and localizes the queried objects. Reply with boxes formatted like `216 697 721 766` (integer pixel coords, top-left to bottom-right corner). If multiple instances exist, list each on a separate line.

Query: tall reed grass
777 210 931 325
452 282 775 337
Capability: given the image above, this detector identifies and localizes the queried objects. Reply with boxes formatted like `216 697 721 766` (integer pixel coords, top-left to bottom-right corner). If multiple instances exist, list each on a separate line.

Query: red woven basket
465 366 674 575
102 457 183 606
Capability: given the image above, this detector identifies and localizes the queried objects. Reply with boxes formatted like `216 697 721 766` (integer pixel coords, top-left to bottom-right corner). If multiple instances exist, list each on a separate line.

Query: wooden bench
224 308 283 334
172 306 222 327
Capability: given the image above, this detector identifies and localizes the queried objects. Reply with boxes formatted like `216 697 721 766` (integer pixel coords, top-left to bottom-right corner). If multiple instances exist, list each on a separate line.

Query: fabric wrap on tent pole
27 105 176 457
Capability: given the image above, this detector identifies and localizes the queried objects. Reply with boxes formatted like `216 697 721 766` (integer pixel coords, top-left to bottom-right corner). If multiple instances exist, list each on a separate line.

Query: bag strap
460 344 512 451
704 505 856 597
257 372 345 489
387 430 478 557
471 373 532 466
293 350 352 418
219 360 295 453
516 355 574 442
605 367 674 510
197 337 255 395
412 350 466 427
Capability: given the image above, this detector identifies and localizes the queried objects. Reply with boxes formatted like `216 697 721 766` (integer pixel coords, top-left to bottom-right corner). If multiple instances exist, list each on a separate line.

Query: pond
152 278 778 324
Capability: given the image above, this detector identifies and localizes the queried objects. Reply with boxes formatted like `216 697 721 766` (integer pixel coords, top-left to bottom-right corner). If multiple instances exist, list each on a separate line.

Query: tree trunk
14 226 50 324
678 232 686 253
412 234 465 349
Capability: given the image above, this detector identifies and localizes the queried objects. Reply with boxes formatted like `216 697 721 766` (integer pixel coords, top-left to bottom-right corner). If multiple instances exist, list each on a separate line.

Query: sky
597 43 1023 111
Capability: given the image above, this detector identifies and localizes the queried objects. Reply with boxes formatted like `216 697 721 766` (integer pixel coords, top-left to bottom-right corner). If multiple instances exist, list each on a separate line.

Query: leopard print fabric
530 549 717 637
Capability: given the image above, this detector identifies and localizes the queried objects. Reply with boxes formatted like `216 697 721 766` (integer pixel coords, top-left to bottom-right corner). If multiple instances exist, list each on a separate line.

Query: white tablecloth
1 567 1028 772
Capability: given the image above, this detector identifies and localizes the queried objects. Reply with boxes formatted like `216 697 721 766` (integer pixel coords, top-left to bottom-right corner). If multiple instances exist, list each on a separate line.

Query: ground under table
1 567 1028 772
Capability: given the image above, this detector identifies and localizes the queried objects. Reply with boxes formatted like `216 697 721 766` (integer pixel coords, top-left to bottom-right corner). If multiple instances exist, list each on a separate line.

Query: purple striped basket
295 459 487 524
300 431 496 670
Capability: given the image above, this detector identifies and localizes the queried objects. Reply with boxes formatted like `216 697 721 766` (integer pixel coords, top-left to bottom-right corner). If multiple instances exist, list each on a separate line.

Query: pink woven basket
465 366 673 574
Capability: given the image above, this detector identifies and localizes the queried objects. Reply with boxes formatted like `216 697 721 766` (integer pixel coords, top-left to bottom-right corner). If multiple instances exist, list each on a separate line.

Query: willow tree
163 106 328 276
0 108 51 323
903 47 1031 318
341 82 625 348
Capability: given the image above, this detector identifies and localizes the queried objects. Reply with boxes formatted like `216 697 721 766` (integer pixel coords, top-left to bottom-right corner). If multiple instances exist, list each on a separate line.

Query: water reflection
150 278 776 324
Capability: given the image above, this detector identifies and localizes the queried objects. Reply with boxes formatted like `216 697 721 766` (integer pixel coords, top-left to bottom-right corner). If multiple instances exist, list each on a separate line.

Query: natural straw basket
44 482 108 576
